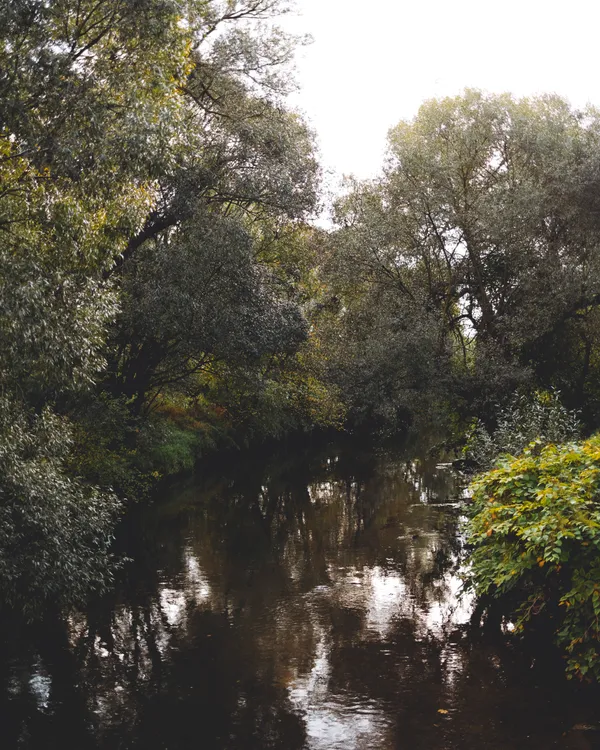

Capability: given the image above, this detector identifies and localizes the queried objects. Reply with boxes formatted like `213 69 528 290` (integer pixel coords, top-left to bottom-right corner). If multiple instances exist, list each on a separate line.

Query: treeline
0 0 345 615
4 0 600 628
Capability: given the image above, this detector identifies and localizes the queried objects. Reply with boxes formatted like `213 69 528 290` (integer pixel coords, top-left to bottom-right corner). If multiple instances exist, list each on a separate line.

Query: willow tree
0 0 318 614
331 90 600 427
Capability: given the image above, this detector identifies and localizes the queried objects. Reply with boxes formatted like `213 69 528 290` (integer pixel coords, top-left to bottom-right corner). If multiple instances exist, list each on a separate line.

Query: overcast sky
282 0 600 182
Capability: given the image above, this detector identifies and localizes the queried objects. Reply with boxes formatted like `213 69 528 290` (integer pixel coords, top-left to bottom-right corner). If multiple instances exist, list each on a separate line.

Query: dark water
1 442 599 749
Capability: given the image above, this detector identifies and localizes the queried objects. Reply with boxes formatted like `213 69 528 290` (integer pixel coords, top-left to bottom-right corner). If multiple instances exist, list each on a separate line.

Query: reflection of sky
289 632 392 750
288 497 472 750
425 568 473 632
302 703 390 750
308 482 336 504
317 549 471 640
365 568 407 638
28 660 51 710
157 546 212 637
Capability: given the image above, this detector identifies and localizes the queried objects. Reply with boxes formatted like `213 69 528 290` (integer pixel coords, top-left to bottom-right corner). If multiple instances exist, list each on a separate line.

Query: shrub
465 436 600 680
0 398 122 619
464 390 581 471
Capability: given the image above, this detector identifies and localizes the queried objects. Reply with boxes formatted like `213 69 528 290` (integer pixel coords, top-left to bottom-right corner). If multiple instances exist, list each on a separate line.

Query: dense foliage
465 437 600 681
0 397 122 618
463 391 581 471
0 0 330 615
327 91 600 431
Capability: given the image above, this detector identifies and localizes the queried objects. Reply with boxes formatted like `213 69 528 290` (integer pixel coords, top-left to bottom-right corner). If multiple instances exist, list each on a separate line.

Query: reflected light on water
2 446 598 750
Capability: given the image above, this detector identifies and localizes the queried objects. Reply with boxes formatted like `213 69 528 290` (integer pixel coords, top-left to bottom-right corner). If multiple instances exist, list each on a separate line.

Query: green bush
147 423 203 475
464 390 580 471
0 398 122 619
465 435 600 680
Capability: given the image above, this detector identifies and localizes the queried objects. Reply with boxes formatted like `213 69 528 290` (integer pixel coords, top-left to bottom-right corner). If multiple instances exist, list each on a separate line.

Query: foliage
320 227 457 433
464 390 581 471
0 398 121 619
190 345 344 444
465 436 600 680
133 398 235 476
329 90 600 428
111 209 310 408
0 0 322 617
138 421 205 476
67 394 156 498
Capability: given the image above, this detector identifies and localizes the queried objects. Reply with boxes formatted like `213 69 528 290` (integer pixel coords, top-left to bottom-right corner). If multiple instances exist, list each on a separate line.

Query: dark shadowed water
1 441 599 749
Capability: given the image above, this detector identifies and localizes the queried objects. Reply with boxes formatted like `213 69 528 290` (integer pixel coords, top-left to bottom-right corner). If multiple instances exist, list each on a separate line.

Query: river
1 440 599 749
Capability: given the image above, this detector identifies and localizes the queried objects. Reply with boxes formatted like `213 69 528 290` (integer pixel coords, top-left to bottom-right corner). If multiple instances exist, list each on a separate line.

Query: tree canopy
0 0 323 614
328 90 600 428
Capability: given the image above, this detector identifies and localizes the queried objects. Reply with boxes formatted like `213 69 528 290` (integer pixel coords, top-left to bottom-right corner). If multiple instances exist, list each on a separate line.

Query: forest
3 0 600 691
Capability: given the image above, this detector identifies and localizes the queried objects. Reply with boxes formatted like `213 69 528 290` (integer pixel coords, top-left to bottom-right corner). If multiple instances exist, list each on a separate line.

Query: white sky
282 0 600 181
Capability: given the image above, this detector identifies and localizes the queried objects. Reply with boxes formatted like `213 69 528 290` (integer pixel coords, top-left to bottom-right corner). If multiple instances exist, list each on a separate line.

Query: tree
330 91 600 427
110 208 309 409
0 0 317 614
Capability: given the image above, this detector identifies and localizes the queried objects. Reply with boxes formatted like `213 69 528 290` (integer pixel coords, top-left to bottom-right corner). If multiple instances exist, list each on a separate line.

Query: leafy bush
464 390 581 471
0 398 122 619
68 393 155 499
465 436 600 680
70 393 233 488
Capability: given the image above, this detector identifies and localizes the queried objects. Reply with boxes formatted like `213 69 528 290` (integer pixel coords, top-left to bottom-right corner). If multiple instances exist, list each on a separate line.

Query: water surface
1 442 599 749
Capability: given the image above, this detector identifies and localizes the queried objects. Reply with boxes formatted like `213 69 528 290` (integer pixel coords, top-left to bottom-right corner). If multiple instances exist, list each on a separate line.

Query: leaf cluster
464 390 581 471
0 397 122 619
465 435 600 680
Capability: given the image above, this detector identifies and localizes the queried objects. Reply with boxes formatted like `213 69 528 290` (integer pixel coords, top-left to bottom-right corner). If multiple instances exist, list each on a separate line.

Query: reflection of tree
0 444 592 750
0 615 95 748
